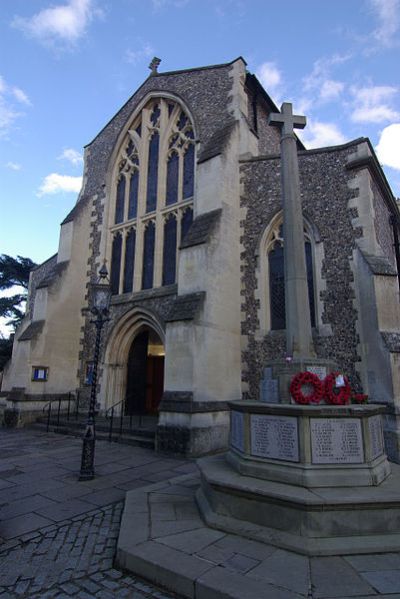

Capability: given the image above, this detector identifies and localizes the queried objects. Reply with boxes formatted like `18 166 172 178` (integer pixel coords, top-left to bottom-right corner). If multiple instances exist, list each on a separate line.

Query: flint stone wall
240 144 365 400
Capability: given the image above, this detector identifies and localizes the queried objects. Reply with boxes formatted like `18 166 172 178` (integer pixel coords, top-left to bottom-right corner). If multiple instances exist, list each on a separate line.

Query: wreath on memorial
289 371 324 405
324 372 352 405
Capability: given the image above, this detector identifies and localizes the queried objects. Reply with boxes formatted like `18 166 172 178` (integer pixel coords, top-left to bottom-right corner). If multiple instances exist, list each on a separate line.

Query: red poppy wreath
289 371 324 405
324 372 352 405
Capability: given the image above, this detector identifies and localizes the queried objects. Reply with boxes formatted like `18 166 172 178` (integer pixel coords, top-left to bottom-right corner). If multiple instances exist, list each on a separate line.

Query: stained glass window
115 177 125 224
111 98 195 294
146 132 159 213
162 215 177 285
142 221 155 289
111 233 122 294
128 171 139 219
123 229 136 293
183 144 194 199
181 207 193 242
269 243 285 330
268 240 315 330
166 152 179 206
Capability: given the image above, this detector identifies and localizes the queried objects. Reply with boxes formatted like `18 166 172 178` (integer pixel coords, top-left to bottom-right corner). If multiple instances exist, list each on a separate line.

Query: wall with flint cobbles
240 142 367 400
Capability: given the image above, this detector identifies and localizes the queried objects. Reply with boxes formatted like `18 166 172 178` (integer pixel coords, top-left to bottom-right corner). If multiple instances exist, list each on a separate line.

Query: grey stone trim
381 332 400 353
36 261 69 289
18 320 45 341
61 195 90 225
362 253 398 276
197 120 236 163
239 137 367 163
165 292 205 322
153 56 247 77
160 391 229 413
346 149 399 221
180 209 221 249
110 284 177 305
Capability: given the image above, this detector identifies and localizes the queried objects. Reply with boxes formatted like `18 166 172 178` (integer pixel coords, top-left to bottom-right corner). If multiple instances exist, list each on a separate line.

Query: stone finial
149 57 161 75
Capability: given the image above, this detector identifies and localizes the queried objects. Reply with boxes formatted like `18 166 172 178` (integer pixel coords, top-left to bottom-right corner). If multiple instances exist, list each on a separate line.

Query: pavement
1 428 400 599
0 427 191 598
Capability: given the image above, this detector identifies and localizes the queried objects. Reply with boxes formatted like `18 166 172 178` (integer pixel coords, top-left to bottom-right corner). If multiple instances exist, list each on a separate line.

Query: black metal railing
43 391 79 432
105 397 146 442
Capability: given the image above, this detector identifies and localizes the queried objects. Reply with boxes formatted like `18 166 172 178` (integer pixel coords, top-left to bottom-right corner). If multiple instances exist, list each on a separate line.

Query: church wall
27 254 57 319
372 180 396 267
240 144 363 400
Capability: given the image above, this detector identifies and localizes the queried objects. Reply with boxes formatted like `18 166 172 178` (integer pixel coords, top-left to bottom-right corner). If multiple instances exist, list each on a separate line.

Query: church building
2 57 400 461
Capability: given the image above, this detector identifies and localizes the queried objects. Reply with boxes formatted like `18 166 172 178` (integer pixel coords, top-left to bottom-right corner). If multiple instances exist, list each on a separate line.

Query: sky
1 0 400 331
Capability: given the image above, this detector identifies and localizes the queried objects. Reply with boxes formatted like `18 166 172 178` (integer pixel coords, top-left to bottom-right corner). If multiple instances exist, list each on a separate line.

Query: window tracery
109 97 195 295
257 215 317 333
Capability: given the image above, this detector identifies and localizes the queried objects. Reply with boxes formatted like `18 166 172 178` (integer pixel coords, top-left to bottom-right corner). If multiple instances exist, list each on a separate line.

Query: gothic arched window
162 214 177 286
109 97 196 294
123 228 136 293
111 233 122 295
262 218 316 331
142 221 156 290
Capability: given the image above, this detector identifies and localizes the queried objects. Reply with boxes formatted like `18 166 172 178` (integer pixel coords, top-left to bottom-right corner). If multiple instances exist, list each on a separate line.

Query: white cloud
302 54 349 105
376 123 400 169
319 79 345 101
6 162 22 171
12 0 101 45
0 75 30 136
58 148 83 165
351 85 399 123
125 42 155 66
11 87 31 106
256 62 281 91
298 121 347 149
37 173 82 196
370 0 400 47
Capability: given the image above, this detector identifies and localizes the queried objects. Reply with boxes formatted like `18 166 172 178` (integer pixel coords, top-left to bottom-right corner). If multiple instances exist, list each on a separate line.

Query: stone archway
100 308 165 415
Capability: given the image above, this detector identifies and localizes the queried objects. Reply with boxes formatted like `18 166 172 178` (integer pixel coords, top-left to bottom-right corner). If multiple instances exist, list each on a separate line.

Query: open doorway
125 328 165 415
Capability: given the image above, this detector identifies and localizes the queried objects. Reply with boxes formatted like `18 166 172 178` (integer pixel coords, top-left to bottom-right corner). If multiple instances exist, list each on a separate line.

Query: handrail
105 396 145 442
42 392 76 432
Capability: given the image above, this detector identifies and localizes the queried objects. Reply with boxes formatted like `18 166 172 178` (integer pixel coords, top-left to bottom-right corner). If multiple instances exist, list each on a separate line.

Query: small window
32 366 48 381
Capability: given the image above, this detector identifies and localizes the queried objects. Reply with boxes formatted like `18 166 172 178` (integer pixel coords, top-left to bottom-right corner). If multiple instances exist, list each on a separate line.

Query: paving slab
310 556 376 597
0 512 53 539
358 570 400 594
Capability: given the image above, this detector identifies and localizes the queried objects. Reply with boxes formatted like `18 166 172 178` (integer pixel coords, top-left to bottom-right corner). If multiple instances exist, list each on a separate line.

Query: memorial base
197 455 400 556
196 401 395 555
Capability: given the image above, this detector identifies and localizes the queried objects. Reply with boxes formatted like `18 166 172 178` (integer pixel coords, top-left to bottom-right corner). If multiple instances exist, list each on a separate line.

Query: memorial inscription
231 411 244 452
369 415 384 461
311 418 364 464
306 366 327 380
250 414 299 462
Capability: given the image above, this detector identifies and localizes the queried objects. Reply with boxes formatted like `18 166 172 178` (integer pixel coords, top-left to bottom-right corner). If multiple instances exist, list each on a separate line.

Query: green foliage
0 254 36 291
0 254 37 333
0 334 14 369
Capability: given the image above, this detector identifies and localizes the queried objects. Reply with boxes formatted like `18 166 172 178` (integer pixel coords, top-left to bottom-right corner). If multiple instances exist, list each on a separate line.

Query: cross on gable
268 102 306 136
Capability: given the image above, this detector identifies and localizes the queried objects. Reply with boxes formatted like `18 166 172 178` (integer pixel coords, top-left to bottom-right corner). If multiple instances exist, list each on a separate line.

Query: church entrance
125 328 165 416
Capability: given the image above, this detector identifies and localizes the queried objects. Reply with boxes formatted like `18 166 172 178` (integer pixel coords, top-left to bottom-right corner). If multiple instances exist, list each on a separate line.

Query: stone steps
30 415 156 450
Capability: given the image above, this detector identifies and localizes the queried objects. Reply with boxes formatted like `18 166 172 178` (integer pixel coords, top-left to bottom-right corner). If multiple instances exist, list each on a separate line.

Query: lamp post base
79 425 95 481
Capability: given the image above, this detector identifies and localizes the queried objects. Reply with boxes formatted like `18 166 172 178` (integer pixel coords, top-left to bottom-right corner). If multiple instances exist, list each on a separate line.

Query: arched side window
256 213 319 334
109 97 196 295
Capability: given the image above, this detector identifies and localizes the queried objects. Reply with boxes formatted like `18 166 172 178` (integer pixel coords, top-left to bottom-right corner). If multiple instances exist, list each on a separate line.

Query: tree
0 255 36 369
0 254 36 330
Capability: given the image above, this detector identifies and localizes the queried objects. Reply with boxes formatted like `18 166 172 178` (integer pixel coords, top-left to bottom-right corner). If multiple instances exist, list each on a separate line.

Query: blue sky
0 1 399 271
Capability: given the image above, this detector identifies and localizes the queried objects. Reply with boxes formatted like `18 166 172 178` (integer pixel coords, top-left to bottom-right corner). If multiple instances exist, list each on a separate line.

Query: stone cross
268 103 315 358
149 57 161 75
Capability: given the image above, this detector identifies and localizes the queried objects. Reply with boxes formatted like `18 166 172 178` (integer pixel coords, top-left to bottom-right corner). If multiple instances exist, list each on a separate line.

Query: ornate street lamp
79 264 112 481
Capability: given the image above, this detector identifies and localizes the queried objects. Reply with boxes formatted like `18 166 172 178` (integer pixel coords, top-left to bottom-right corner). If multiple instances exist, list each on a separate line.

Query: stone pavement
117 475 400 598
2 428 400 599
0 428 191 598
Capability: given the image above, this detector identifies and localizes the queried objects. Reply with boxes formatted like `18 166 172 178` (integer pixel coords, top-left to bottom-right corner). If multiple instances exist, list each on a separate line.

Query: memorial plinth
228 402 390 487
196 401 400 556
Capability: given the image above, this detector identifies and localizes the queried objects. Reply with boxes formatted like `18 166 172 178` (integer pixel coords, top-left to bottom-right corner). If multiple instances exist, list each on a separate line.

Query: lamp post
79 264 112 481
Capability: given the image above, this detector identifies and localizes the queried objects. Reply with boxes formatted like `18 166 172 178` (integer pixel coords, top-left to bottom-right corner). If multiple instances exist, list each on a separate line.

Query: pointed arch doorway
126 327 165 416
